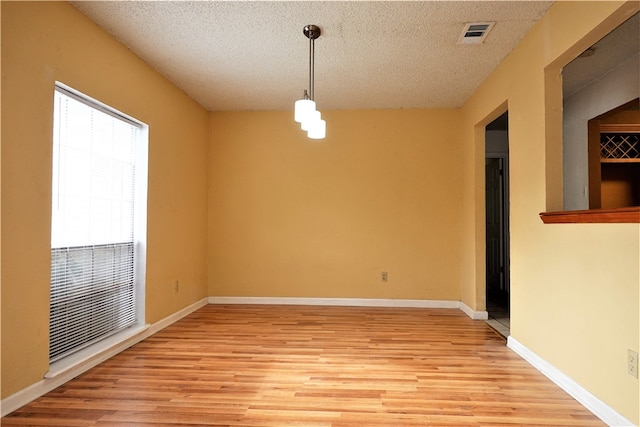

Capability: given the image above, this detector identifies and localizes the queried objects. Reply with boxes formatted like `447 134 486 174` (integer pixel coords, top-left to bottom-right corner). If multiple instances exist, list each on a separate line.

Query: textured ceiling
563 12 639 98
72 1 555 112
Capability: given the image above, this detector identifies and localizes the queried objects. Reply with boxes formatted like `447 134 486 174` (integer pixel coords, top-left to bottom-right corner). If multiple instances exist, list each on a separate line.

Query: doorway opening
485 111 510 337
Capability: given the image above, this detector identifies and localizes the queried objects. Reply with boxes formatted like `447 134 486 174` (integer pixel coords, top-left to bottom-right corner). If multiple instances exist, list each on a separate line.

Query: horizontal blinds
50 85 140 363
50 243 135 362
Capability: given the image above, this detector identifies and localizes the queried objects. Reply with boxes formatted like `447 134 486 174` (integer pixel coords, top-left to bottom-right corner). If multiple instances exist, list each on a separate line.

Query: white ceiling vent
457 22 496 45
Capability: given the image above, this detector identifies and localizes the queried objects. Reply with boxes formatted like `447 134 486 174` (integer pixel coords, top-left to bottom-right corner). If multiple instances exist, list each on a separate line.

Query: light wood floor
3 304 605 426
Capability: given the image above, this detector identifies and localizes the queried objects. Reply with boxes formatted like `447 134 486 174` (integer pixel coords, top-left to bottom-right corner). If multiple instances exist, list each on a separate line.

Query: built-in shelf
589 105 640 208
600 158 640 163
540 206 640 224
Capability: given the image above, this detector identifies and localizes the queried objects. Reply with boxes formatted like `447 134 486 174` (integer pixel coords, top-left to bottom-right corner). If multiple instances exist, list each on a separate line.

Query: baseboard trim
1 297 208 417
144 297 208 336
459 302 488 320
208 296 463 309
207 297 490 320
208 296 490 320
507 336 634 427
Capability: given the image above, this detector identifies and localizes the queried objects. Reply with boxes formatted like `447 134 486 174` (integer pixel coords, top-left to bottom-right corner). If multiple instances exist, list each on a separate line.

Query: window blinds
50 86 141 362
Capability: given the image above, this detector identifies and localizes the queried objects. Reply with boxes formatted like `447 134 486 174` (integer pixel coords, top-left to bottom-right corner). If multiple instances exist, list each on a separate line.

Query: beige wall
460 1 639 422
1 2 209 398
2 0 639 423
209 109 463 301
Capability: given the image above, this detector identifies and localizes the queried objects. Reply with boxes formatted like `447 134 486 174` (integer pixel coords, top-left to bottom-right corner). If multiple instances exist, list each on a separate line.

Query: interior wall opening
562 12 639 211
485 111 510 337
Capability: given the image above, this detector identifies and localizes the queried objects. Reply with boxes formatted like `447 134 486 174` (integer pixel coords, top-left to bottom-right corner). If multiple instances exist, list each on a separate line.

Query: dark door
485 157 509 312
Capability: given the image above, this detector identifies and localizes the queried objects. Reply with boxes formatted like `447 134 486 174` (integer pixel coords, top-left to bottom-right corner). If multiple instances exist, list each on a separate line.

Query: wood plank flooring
3 304 605 426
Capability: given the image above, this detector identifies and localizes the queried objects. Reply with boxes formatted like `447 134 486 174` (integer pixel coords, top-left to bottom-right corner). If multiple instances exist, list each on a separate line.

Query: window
50 83 147 363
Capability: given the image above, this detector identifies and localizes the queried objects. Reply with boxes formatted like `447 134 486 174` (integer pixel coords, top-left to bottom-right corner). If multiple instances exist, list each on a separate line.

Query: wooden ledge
540 206 640 224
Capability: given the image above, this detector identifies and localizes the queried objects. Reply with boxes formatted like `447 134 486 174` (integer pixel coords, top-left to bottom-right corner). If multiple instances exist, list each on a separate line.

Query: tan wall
3 0 638 422
1 2 209 398
460 1 639 422
209 109 463 301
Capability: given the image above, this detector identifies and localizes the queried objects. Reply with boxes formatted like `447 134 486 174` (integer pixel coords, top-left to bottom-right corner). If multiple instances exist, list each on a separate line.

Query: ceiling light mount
303 25 321 40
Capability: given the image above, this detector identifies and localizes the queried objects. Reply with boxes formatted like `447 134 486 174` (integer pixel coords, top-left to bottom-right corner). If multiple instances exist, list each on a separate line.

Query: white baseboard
208 296 462 309
459 302 488 320
208 296 489 320
507 336 634 427
1 297 208 417
143 297 208 336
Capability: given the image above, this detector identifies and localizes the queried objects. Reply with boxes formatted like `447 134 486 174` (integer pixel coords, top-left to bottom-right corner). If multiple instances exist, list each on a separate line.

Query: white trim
55 82 145 127
207 297 490 320
507 336 634 427
1 297 207 417
142 297 207 336
208 296 461 309
45 324 149 379
459 302 489 320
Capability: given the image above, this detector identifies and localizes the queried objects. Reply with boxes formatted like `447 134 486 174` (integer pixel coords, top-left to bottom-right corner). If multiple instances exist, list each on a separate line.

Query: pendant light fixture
294 24 326 140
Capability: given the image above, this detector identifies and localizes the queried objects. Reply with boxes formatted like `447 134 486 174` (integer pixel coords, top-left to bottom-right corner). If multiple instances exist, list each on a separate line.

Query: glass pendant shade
307 118 326 140
294 99 316 124
301 110 321 132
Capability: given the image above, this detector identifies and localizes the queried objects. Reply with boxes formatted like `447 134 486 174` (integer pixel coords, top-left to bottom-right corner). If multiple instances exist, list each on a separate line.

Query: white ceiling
72 1 555 112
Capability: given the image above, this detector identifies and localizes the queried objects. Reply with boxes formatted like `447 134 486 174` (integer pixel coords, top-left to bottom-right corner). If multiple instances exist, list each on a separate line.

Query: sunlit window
50 83 147 362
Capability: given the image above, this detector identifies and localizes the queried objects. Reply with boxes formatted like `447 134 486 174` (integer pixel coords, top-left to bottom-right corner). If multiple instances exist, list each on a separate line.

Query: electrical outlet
381 272 388 282
174 280 180 293
628 350 638 378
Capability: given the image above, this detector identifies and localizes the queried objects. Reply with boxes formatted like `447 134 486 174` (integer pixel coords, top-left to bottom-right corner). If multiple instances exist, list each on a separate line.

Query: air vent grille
458 22 495 45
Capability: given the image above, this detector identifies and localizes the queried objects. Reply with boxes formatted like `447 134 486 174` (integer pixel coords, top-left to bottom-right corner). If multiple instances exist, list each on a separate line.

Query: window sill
45 323 149 379
539 206 640 224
